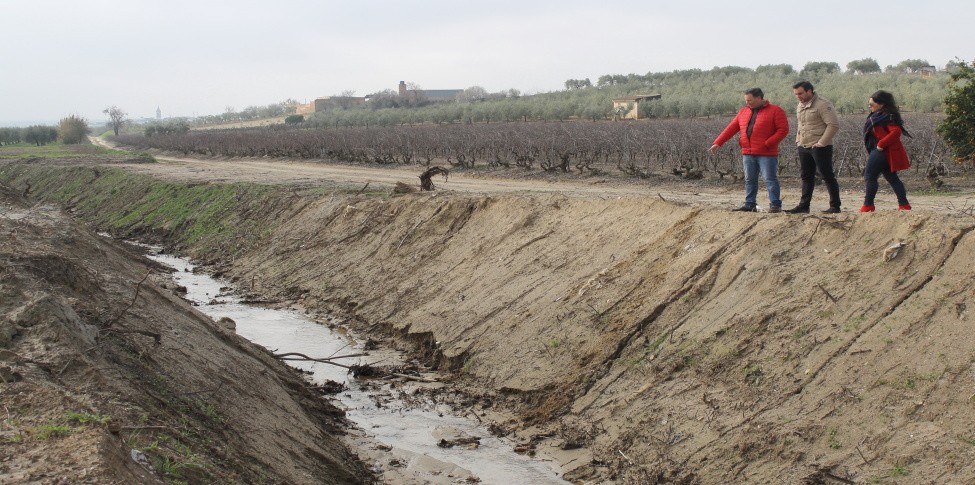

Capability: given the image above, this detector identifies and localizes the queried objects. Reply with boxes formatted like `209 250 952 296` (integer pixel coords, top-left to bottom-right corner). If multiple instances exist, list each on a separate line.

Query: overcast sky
2 0 971 126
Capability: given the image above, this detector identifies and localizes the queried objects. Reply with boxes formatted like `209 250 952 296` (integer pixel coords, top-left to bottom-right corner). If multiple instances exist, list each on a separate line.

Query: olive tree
938 60 975 165
895 59 932 73
846 58 881 74
800 61 841 77
24 125 57 146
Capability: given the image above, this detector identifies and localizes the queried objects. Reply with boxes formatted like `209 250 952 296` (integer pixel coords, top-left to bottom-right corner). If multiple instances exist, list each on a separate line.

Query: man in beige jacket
785 81 842 214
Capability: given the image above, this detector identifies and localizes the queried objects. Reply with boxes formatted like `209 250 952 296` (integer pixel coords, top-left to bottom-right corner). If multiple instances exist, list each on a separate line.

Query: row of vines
114 114 960 180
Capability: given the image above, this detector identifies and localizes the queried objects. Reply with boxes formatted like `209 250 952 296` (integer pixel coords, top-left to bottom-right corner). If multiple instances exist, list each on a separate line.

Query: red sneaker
858 205 875 212
898 204 912 211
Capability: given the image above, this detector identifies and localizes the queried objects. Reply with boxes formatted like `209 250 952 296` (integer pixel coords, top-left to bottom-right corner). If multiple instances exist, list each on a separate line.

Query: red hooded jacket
870 124 910 172
713 101 789 156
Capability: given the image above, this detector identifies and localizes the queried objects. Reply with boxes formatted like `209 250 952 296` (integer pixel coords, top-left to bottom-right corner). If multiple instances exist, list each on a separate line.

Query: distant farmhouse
398 81 462 100
296 81 462 114
295 96 366 114
612 94 662 120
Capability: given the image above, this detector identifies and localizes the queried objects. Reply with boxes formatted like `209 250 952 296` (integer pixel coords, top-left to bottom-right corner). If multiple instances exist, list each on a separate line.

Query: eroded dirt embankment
0 182 369 483
4 161 975 484
220 186 975 484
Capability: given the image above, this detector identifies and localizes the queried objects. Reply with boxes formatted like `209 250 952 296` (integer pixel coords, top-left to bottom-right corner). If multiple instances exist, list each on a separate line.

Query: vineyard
115 113 962 181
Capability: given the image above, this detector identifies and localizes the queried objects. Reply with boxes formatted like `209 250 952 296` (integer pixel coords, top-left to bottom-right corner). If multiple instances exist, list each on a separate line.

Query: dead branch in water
272 351 368 369
420 166 449 191
388 373 438 383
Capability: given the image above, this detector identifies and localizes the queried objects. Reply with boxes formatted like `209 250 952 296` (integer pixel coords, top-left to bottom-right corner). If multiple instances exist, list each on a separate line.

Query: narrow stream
145 249 570 484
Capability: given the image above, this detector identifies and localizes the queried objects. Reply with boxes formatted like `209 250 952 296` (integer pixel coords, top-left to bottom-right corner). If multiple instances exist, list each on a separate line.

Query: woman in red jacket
860 90 911 212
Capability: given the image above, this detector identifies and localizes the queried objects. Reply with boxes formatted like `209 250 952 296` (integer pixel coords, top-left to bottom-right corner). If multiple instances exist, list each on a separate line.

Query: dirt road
94 137 975 214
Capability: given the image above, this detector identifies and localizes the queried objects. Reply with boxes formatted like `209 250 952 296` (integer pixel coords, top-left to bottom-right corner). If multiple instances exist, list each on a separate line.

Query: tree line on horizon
302 59 955 128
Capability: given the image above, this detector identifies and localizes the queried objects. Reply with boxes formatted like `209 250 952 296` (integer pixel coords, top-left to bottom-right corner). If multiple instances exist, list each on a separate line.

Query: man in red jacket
708 88 790 212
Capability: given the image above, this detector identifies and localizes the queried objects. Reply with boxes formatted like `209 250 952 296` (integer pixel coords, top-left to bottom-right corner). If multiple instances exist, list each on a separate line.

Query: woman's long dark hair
870 90 910 136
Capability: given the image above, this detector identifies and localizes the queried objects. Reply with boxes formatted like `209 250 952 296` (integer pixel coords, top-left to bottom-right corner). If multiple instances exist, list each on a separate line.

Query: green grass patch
66 411 112 426
0 142 123 159
33 423 74 440
890 464 911 477
0 163 276 258
827 427 842 449
130 433 210 484
911 188 967 197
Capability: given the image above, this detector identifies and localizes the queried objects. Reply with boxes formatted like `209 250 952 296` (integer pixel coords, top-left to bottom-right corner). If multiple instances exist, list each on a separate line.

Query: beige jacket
795 94 839 147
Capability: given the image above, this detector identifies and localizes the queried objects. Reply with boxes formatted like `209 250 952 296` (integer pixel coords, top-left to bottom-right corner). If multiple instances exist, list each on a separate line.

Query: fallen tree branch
105 270 152 327
816 283 838 303
276 352 368 361
119 425 169 431
390 373 438 383
804 219 822 246
100 328 162 345
397 219 424 250
272 351 368 369
617 449 634 465
856 445 872 465
803 214 850 230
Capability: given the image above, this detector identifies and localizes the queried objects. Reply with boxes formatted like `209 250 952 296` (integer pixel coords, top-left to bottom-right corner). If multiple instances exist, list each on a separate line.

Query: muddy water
146 250 570 484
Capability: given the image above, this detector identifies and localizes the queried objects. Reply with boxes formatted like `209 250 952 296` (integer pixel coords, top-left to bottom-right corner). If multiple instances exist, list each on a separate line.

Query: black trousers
864 149 909 206
796 146 841 209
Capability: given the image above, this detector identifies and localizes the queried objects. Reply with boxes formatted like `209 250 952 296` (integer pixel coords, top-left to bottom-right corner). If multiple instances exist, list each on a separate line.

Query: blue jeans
742 155 781 208
863 149 909 206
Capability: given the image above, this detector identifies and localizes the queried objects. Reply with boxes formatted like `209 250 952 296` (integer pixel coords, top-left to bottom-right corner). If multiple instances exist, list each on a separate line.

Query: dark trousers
864 149 909 206
797 146 841 209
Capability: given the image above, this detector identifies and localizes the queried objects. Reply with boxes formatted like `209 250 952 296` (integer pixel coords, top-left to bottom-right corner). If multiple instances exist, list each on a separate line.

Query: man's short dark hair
793 81 814 92
744 88 764 98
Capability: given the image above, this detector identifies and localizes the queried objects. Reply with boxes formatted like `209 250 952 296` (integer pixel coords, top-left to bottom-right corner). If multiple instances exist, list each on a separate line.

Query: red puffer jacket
870 124 910 172
712 101 790 156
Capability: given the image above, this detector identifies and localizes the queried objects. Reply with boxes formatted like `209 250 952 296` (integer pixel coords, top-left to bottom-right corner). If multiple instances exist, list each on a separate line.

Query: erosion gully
142 246 570 484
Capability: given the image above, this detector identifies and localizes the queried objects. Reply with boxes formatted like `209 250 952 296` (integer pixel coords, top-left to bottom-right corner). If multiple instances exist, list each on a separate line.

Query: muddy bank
0 182 369 483
4 161 975 483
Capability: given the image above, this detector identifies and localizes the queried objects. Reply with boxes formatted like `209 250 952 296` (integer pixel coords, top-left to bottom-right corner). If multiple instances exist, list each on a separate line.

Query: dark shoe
731 205 757 212
821 207 841 214
784 205 809 214
768 206 782 213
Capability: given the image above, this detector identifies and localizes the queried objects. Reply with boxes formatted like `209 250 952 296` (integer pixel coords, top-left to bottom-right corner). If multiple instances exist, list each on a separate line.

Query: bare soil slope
4 156 975 484
221 191 975 484
0 182 369 483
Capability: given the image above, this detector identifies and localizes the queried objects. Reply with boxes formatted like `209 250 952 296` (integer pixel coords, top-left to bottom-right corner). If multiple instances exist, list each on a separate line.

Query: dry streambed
6 158 975 483
146 249 571 484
